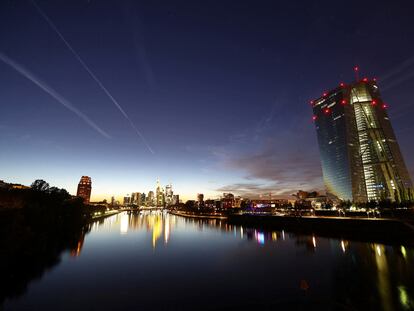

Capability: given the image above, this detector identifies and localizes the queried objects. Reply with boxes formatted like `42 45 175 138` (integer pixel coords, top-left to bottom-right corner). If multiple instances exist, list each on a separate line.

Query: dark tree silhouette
0 179 93 305
48 187 70 203
30 179 50 192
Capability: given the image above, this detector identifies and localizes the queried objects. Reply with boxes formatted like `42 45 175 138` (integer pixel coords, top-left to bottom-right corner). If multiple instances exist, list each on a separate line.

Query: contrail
380 55 414 82
30 0 154 154
381 69 414 92
0 52 111 139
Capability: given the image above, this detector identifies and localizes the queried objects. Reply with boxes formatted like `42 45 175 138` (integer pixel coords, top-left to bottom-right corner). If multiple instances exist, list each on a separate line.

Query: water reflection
70 231 85 257
120 213 129 234
112 211 414 310
4 211 414 310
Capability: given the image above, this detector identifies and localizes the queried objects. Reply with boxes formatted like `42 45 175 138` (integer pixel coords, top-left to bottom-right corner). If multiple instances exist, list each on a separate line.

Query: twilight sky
1 0 414 201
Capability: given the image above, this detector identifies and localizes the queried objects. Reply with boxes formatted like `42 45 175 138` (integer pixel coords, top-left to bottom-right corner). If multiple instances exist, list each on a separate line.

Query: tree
31 180 50 192
48 187 60 194
49 187 70 200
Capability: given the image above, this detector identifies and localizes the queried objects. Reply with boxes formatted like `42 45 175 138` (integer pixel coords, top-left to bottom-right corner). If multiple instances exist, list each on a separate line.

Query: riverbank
91 210 120 221
168 210 414 245
228 214 414 245
169 210 227 220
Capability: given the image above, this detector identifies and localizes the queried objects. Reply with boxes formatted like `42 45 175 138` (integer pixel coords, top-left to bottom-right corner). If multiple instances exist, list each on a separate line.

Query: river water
4 211 414 310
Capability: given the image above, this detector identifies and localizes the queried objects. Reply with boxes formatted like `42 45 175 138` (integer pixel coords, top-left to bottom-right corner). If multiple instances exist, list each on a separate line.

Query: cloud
216 182 291 199
380 55 414 82
217 144 324 198
211 102 324 198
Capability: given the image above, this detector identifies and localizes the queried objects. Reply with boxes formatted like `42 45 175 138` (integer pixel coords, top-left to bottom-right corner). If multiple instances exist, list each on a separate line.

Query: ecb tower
312 78 413 203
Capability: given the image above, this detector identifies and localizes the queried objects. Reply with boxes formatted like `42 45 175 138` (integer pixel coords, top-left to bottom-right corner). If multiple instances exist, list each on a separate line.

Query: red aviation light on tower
340 82 345 87
354 66 360 81
382 103 388 109
371 100 377 106
324 108 330 115
309 100 314 106
341 99 347 105
362 77 368 82
323 92 328 97
312 115 317 121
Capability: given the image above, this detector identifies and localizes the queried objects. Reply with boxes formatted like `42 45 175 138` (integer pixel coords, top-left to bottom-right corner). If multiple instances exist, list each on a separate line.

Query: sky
1 0 414 201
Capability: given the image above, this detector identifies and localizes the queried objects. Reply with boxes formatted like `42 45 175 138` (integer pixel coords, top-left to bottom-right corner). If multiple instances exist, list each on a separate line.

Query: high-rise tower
312 78 413 203
156 178 165 207
76 176 92 204
165 183 173 206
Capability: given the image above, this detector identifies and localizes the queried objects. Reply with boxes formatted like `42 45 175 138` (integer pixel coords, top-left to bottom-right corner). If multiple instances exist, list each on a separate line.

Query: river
4 211 414 310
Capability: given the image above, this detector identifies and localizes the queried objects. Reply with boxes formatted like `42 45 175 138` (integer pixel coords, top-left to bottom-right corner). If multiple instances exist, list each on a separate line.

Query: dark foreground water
4 211 414 310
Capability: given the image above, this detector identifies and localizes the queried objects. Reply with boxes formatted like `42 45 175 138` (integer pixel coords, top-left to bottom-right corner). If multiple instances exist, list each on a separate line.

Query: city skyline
1 1 414 201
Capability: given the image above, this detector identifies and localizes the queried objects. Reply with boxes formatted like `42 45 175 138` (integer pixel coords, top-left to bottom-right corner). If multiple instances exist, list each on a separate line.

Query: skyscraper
312 78 413 203
123 195 131 206
147 191 155 206
76 176 92 204
156 178 165 207
197 193 204 208
172 194 179 205
136 192 142 206
165 183 173 206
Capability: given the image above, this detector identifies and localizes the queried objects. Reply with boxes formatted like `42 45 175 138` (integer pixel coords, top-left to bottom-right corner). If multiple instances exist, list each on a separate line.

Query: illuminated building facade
312 79 413 202
147 191 155 206
197 193 204 203
156 178 165 207
172 194 179 205
135 192 142 206
123 195 131 206
141 193 146 206
130 193 136 204
76 176 92 204
222 192 235 208
165 183 173 206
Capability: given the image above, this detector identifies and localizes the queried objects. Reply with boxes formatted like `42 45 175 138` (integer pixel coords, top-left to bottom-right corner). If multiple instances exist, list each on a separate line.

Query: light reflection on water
5 211 414 310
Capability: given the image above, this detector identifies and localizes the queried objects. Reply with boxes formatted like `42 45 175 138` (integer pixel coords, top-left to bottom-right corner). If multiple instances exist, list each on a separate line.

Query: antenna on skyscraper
354 66 360 81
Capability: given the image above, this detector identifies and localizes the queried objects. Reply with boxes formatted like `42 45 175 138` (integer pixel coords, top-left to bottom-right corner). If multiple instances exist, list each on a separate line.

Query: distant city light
401 246 407 258
341 240 346 253
376 245 382 256
120 213 129 234
257 232 265 245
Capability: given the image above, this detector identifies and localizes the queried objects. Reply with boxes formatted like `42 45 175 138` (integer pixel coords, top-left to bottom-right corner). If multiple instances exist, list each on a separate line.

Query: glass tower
312 79 413 203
